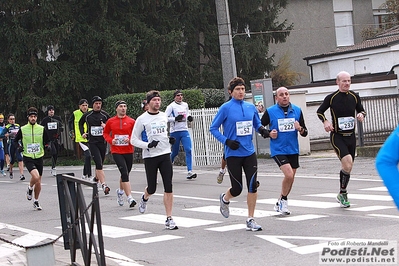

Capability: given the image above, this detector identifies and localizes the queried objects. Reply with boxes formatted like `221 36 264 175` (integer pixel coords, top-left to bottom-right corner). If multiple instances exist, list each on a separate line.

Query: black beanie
47 105 54 112
79 99 88 105
92 96 102 104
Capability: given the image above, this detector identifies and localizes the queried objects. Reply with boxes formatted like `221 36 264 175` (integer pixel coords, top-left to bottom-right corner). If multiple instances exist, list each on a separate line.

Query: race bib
47 122 58 130
114 134 129 146
338 117 355 130
236 121 253 136
150 121 167 136
90 126 103 136
10 129 19 138
278 118 295 132
27 143 40 154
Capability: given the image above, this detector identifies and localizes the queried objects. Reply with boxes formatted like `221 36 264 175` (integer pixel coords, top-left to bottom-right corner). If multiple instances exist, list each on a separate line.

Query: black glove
17 145 24 153
148 140 160 148
187 116 193 122
259 127 270 138
175 114 184 122
225 139 240 150
169 137 176 145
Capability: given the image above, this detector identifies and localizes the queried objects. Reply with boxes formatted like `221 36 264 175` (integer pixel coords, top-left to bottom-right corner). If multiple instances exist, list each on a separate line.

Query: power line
232 22 399 38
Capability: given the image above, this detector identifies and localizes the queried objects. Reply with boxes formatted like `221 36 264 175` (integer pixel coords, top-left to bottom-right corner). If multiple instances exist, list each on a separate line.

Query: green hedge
104 88 225 118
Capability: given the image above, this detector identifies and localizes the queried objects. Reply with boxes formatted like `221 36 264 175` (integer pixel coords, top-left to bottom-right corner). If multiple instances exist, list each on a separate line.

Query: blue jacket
210 98 261 158
375 125 399 209
267 103 302 157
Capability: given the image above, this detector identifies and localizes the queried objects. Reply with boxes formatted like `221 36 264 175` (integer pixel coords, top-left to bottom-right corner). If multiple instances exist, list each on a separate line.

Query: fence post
357 121 364 147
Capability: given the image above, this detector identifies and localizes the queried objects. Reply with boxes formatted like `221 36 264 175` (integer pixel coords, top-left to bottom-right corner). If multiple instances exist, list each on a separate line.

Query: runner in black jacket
79 96 111 195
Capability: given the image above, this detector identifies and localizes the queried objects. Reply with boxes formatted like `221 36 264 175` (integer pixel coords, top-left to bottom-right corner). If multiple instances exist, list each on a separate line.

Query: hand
356 113 364 122
225 139 240 150
259 127 270 138
148 140 159 148
187 116 193 122
175 114 184 122
169 137 176 145
45 143 51 152
69 130 75 140
323 120 334 132
17 145 24 153
269 129 278 139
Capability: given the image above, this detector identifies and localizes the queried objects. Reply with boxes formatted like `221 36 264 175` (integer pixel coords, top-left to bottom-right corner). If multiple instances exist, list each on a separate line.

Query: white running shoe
186 171 197 180
138 194 148 214
116 189 124 206
217 169 225 184
274 199 291 215
33 201 42 210
219 193 230 218
128 197 137 208
246 218 262 231
165 217 178 230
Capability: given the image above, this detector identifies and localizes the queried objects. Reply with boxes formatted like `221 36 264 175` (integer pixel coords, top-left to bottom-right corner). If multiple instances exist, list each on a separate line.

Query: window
334 12 354 47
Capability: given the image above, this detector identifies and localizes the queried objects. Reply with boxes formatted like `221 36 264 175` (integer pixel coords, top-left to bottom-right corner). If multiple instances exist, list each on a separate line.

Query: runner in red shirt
103 100 137 208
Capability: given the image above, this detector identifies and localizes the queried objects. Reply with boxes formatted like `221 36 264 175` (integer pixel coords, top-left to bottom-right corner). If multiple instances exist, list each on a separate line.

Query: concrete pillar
215 0 237 100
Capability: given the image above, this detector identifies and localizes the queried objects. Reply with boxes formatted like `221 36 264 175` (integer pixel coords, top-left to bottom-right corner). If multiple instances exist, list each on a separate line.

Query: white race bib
278 118 295 132
27 143 40 154
150 121 167 136
338 117 355 130
47 122 58 130
236 121 253 136
90 126 103 136
114 134 129 146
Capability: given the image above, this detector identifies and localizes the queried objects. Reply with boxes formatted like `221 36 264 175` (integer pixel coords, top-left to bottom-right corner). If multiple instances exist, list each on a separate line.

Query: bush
104 89 205 119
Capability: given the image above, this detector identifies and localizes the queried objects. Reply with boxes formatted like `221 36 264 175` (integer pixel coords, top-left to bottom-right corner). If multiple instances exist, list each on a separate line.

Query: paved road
0 151 398 265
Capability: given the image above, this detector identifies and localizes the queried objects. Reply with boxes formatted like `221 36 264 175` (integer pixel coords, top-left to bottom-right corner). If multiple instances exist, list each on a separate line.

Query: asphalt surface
0 150 394 266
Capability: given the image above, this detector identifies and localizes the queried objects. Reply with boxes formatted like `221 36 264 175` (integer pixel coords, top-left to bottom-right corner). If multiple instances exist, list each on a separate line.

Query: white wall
309 45 399 81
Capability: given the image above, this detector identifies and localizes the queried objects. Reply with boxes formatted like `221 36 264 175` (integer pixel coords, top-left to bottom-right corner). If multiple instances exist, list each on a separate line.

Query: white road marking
131 235 183 244
55 225 151 238
368 214 399 219
205 224 247 232
121 213 221 227
306 193 392 201
257 198 338 208
349 206 395 212
359 186 388 191
278 214 327 221
184 205 279 217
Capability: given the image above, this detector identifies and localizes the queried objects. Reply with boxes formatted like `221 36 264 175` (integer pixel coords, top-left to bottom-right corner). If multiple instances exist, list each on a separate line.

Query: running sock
281 195 288 200
222 195 229 204
142 195 148 202
339 170 350 190
28 185 33 190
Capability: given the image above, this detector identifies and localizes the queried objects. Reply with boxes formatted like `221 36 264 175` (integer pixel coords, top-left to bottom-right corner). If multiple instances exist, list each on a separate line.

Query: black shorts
23 157 44 176
330 132 356 160
273 154 299 169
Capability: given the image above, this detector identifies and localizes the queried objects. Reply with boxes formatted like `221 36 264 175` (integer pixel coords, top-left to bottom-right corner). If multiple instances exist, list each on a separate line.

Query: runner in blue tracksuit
210 77 268 232
375 125 399 210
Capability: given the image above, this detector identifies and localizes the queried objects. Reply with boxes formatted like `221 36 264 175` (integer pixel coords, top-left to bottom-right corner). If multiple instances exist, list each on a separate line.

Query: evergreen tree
0 0 292 119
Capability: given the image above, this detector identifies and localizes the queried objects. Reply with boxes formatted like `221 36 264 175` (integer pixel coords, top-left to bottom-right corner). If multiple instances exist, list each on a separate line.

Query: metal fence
190 108 224 166
358 94 399 145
